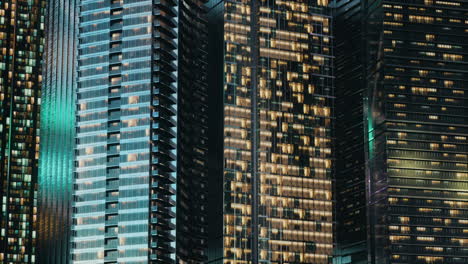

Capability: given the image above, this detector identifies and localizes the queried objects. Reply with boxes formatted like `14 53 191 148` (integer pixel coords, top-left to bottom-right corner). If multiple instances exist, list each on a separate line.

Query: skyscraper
208 0 335 263
73 0 178 262
335 0 468 263
72 0 208 263
334 0 368 263
0 0 45 262
177 0 209 263
37 0 78 263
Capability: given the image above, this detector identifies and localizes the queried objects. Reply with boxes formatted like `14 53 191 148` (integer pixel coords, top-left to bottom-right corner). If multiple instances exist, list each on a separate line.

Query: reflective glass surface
37 0 78 263
367 1 467 263
222 0 334 263
73 0 178 263
336 1 468 263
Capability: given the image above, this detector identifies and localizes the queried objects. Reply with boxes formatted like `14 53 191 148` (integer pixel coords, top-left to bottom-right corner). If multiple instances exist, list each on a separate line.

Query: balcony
108 89 121 98
151 205 175 218
106 207 118 215
108 111 120 121
107 136 119 144
107 157 119 167
108 100 120 109
107 125 120 133
106 195 119 203
105 218 118 226
109 55 122 65
151 183 175 196
106 181 119 190
104 230 118 239
104 250 118 263
105 239 118 250
151 170 176 183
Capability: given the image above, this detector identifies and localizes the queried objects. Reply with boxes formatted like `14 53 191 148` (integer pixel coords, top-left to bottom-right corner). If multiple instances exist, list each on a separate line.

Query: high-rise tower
37 0 78 263
177 0 209 263
208 0 335 263
73 0 178 262
72 0 208 263
335 0 468 263
334 0 368 263
0 0 45 262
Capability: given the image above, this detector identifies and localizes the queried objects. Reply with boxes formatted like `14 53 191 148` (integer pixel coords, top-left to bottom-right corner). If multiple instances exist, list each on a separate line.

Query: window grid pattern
0 0 45 262
73 0 177 263
366 0 468 263
223 0 334 263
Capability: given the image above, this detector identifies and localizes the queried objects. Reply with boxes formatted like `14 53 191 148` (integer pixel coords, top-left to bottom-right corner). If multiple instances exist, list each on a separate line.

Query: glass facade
37 0 78 263
73 0 211 263
333 0 368 263
177 0 209 263
73 0 178 263
0 0 45 262
216 0 335 263
336 0 468 263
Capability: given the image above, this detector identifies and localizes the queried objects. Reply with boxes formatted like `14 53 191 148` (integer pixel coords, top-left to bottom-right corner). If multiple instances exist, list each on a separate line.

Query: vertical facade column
222 0 334 263
38 0 78 262
0 0 45 262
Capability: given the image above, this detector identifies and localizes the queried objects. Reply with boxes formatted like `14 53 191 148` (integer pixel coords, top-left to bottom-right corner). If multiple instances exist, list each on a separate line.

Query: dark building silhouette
334 0 368 263
177 0 209 263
